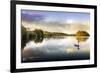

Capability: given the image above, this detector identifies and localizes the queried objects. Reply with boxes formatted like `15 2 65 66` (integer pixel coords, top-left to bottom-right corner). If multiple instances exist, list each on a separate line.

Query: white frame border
16 4 94 69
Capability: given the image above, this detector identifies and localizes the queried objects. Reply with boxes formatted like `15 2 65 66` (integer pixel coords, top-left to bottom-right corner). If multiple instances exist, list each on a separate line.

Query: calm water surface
22 36 90 62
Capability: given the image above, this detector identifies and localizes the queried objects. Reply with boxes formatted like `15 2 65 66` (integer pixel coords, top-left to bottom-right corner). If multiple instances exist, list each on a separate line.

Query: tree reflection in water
21 27 90 51
74 31 90 50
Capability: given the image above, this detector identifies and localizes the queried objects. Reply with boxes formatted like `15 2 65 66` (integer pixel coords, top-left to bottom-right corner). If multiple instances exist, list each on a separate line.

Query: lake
22 36 90 63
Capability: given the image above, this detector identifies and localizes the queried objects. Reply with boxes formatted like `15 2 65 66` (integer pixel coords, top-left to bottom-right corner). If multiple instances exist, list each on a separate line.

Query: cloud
21 12 45 22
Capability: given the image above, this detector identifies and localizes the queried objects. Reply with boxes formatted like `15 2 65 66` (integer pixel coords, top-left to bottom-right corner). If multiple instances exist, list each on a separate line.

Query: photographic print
11 1 97 72
21 10 90 62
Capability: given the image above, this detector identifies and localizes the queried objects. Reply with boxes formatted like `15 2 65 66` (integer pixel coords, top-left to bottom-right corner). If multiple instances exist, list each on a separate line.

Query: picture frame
11 0 97 72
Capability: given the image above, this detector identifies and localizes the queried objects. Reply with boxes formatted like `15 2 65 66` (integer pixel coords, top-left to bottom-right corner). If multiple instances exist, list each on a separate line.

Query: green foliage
76 31 90 42
76 31 90 36
21 26 27 49
21 26 27 34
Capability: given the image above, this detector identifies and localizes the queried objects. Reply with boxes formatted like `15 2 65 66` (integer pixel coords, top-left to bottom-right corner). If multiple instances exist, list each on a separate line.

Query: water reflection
74 36 89 50
21 29 90 62
22 34 89 50
22 34 90 62
74 31 89 50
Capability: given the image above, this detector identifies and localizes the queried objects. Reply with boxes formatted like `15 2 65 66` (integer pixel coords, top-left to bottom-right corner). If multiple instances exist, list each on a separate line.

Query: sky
21 9 90 23
21 10 90 34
